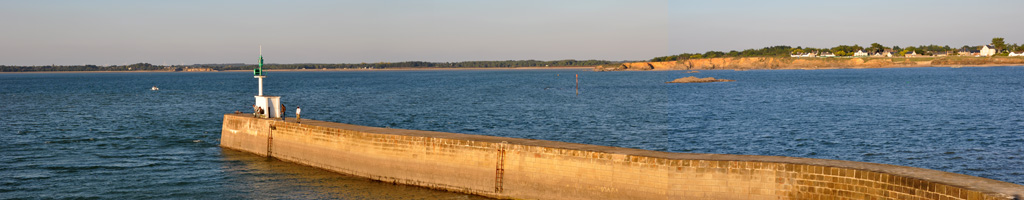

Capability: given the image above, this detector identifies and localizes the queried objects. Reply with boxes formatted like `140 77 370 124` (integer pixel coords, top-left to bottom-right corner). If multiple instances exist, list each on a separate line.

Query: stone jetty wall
220 114 1024 200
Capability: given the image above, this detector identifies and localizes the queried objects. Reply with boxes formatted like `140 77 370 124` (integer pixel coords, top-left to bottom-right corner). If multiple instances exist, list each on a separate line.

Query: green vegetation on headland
0 60 618 72
650 37 1021 61
0 63 169 72
593 37 1024 72
597 56 1024 71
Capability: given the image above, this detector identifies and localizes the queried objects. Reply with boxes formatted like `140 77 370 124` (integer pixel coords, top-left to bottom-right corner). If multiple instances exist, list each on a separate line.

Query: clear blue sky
1 0 1021 66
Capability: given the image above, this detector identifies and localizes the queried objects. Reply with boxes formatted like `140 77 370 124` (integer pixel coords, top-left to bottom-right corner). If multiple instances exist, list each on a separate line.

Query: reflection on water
219 149 492 200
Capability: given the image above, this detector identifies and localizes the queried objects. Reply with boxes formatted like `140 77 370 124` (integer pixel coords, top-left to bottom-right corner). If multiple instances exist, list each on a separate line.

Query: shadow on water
218 149 493 200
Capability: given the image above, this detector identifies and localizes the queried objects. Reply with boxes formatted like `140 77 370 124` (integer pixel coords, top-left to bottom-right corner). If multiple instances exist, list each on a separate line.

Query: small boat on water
151 86 159 91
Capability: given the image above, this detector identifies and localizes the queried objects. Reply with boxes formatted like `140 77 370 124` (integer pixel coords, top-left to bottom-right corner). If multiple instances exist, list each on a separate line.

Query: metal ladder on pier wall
266 125 276 158
494 141 507 193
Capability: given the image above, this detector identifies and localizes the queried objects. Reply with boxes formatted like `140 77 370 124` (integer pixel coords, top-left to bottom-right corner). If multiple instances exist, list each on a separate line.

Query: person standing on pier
296 106 301 123
280 104 286 121
252 104 258 117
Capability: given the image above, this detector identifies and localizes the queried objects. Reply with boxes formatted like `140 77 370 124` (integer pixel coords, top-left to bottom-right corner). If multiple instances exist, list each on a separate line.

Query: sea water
1 67 1022 198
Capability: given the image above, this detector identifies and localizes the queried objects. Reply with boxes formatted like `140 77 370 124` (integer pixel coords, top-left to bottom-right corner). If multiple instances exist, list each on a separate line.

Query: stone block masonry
220 114 1024 199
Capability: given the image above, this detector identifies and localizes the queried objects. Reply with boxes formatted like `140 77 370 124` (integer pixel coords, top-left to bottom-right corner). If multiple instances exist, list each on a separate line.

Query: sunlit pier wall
220 114 1023 200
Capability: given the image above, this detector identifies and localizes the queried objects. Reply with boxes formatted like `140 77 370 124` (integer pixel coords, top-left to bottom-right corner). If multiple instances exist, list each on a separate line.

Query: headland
594 57 1024 71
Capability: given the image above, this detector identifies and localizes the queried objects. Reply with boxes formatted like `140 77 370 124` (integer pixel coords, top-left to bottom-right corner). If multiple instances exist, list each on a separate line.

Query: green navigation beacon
254 46 264 76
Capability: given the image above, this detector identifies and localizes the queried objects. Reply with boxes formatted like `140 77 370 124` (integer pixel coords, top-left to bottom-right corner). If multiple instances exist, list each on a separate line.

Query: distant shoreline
4 63 1023 74
0 66 595 74
248 66 595 72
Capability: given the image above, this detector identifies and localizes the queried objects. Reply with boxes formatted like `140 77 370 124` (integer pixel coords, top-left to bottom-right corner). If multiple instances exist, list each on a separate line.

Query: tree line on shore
0 60 617 72
651 38 1022 62
0 63 167 72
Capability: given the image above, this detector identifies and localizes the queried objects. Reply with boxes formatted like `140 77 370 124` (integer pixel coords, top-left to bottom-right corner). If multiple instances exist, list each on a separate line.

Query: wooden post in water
575 74 579 96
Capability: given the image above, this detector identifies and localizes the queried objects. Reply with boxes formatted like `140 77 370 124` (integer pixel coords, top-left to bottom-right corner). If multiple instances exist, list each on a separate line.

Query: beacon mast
255 45 265 96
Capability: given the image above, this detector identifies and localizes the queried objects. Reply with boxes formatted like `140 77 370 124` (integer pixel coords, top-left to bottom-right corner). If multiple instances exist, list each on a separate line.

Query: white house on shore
873 50 894 57
853 50 869 57
980 45 997 56
904 51 919 57
790 52 817 58
820 52 836 57
1010 51 1024 57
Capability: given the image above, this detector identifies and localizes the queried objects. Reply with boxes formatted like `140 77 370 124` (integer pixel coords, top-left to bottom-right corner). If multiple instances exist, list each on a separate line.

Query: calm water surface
1 67 1023 198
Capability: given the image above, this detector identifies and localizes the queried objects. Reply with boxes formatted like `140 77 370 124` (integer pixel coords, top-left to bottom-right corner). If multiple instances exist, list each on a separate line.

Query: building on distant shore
1010 51 1024 57
872 52 894 57
872 49 895 57
959 47 980 56
958 47 970 56
790 52 817 58
820 52 836 57
853 50 869 57
980 45 997 56
929 51 949 57
904 51 919 57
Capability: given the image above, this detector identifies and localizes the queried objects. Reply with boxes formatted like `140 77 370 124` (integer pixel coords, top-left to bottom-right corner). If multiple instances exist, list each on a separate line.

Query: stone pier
220 114 1024 199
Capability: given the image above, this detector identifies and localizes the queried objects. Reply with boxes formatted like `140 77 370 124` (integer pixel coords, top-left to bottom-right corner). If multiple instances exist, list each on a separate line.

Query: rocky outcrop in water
665 76 734 83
